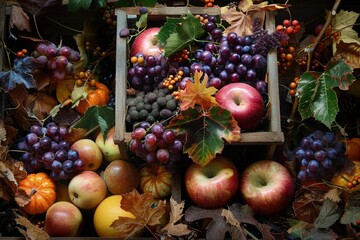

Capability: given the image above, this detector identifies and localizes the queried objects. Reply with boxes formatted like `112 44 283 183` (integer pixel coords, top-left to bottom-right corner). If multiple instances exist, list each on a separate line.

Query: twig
287 0 343 126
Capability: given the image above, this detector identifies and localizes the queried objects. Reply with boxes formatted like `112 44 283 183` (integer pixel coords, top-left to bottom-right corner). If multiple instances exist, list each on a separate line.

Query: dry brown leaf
62 127 87 145
25 93 58 120
159 197 193 237
56 78 76 103
222 208 241 228
238 0 254 12
335 41 360 69
221 7 253 37
0 120 6 145
292 184 328 223
3 124 18 146
111 189 167 239
15 213 50 240
9 3 31 32
324 188 341 203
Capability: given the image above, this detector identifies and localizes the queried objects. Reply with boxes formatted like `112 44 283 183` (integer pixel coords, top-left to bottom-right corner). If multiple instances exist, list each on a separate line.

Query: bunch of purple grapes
174 16 271 95
128 121 183 172
32 42 81 81
295 130 346 184
17 122 85 180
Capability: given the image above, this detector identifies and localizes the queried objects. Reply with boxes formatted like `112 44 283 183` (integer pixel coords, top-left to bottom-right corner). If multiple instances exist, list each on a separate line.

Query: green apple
95 127 126 162
43 201 83 237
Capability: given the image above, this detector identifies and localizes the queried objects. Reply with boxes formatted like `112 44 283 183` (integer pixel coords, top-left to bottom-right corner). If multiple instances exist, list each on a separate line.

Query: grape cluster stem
288 0 342 127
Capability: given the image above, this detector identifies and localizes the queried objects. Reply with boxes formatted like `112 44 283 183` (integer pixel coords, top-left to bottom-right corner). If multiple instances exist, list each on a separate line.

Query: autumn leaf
288 221 338 240
0 56 38 91
9 3 31 32
56 78 76 103
340 191 360 225
159 197 193 237
169 106 240 166
331 10 360 69
15 213 50 240
0 120 6 145
221 6 253 37
292 183 328 223
111 189 167 239
178 71 218 111
25 93 59 120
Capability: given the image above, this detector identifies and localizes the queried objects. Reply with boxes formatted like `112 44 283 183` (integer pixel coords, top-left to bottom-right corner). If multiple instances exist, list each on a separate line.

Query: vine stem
287 0 343 126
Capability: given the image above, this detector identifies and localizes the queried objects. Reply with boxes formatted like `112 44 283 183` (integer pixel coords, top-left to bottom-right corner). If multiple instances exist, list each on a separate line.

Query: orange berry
286 53 293 61
16 51 24 58
276 25 284 32
137 56 144 64
288 46 295 53
286 27 294 35
289 82 297 89
78 71 86 79
280 53 286 60
344 140 360 162
21 49 28 55
289 89 296 96
283 19 291 27
291 20 299 27
130 56 138 63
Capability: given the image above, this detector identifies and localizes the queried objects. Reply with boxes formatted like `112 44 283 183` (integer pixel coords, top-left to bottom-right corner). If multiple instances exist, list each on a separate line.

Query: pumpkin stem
29 188 38 197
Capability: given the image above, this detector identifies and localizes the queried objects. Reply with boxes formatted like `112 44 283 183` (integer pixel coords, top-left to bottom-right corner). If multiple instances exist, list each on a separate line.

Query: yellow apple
70 139 103 171
95 127 126 162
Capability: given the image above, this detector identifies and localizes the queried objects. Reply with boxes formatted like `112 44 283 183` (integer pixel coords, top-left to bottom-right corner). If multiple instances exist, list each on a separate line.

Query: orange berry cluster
347 174 360 189
130 55 144 64
169 49 189 63
276 19 301 36
16 48 28 58
201 0 215 7
195 14 210 24
74 70 95 87
85 42 107 58
162 70 184 91
278 45 296 72
289 76 300 96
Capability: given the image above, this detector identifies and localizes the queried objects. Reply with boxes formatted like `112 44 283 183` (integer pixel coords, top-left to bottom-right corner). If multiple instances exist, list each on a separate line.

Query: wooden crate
113 7 284 149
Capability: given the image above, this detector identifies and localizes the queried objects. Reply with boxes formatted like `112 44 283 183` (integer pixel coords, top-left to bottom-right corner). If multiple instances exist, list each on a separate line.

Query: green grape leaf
73 106 115 140
163 12 205 57
157 18 182 48
0 57 37 91
168 106 240 167
297 59 355 128
67 0 92 12
314 199 341 229
136 13 148 29
340 191 360 225
94 0 107 8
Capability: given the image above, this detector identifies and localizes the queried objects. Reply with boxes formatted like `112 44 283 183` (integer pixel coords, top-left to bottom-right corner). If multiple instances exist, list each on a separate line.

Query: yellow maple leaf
178 71 218 111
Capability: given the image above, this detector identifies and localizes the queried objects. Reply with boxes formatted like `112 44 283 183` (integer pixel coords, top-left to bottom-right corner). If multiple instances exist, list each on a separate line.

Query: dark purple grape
59 170 69 180
208 15 217 23
151 123 164 138
139 6 148 14
40 136 52 149
129 139 142 152
305 149 314 160
36 55 48 68
30 125 43 136
297 170 307 183
209 77 222 88
135 65 146 77
295 148 306 160
36 43 48 55
252 54 267 70
241 54 253 67
31 142 42 153
204 21 216 33
219 46 231 58
229 53 240 64
42 151 55 164
30 159 42 170
25 133 38 146
58 140 70 151
236 64 247 76
322 158 333 169
236 36 245 45
255 80 267 95
334 141 346 154
128 67 136 77
163 129 176 143
300 158 309 167
55 149 68 162
229 73 240 83
51 160 62 172
301 137 313 149
190 62 203 73
244 35 253 45
219 70 229 81
157 149 170 163
73 159 86 170
68 50 80 62
226 32 238 44
120 28 130 38
245 69 257 81
242 45 251 54
233 45 243 54
49 171 60 181
311 139 323 151
46 43 58 58
225 63 236 73
145 152 157 164
67 149 79 161
326 148 337 159
211 28 223 40
59 126 68 138
63 160 74 173
21 152 33 163
204 43 218 54
56 56 69 69
59 46 71 58
322 132 336 147
314 150 326 161
308 160 320 173
200 50 213 64
46 125 59 138
145 55 156 67
169 139 183 153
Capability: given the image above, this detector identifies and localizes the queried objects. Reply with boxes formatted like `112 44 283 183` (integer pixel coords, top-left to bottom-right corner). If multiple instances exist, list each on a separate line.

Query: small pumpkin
76 82 110 114
139 164 172 199
18 172 56 215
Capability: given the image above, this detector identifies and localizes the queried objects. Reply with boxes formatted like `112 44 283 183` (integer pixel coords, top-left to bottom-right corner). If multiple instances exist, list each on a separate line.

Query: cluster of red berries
16 48 28 58
289 76 300 96
201 0 215 7
276 19 301 36
169 49 189 63
346 174 360 189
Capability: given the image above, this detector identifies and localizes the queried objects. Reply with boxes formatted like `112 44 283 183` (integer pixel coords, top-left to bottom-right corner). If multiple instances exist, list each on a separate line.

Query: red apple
130 27 162 57
185 155 239 209
239 160 295 216
68 170 108 209
43 201 83 237
139 164 172 199
103 160 140 195
70 139 103 171
215 82 264 131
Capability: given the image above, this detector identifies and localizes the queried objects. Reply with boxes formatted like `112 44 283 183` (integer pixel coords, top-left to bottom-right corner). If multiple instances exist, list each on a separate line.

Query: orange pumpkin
18 172 56 215
139 164 172 199
76 82 110 114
